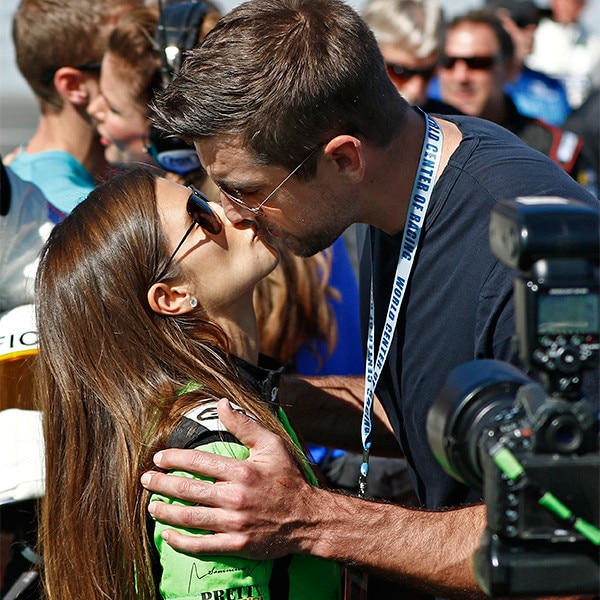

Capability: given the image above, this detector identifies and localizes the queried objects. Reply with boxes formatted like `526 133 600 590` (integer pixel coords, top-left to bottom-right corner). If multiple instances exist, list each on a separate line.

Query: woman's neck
211 302 261 364
226 324 260 364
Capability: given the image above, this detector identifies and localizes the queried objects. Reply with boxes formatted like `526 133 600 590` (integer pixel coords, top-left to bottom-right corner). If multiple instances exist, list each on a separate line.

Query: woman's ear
147 283 196 315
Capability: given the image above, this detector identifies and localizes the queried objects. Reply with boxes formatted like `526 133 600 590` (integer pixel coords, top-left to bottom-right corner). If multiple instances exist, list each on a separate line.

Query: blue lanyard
359 110 443 496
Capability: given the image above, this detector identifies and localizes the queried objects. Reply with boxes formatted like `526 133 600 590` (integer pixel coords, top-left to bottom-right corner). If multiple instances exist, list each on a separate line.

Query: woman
35 167 341 599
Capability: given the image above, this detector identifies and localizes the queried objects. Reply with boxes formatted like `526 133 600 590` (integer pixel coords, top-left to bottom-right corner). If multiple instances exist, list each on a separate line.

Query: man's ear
147 282 195 315
322 135 365 183
53 66 93 107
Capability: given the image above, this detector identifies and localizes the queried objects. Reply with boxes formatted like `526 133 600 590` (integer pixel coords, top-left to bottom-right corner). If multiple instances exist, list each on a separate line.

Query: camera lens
427 360 532 490
545 414 583 453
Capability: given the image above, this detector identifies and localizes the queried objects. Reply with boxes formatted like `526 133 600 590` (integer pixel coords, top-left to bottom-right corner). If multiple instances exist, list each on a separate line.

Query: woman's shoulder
170 400 248 451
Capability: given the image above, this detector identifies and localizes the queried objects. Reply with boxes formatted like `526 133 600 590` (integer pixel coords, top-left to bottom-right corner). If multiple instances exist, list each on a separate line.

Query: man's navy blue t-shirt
357 113 599 510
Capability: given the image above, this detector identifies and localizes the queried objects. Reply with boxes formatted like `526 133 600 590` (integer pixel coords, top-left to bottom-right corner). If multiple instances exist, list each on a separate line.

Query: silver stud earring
189 297 198 308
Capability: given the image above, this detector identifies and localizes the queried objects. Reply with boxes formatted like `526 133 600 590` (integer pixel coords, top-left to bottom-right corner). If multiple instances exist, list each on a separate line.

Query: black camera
427 197 600 596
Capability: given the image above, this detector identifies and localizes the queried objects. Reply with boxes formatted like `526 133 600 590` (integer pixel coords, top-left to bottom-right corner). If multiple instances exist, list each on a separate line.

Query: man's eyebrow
215 178 260 193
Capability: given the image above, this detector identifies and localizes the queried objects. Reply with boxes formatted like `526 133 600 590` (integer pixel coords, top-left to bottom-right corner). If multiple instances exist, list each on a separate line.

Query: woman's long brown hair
35 167 309 599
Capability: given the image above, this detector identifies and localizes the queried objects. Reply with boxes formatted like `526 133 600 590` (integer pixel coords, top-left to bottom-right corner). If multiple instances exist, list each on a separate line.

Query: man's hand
141 397 323 558
141 398 490 599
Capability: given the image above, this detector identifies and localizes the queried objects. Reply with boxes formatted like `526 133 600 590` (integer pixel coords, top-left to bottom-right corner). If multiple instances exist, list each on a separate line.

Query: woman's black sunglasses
156 186 222 280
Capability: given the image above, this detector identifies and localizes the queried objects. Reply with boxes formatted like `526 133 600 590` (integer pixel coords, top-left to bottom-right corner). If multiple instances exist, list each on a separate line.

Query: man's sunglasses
156 186 222 280
385 62 437 83
439 55 499 71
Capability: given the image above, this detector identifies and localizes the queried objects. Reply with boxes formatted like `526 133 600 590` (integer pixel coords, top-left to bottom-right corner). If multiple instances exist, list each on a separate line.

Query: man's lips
241 219 265 240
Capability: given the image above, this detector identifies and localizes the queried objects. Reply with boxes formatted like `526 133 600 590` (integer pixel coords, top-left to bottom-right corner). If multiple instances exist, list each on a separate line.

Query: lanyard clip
358 445 371 498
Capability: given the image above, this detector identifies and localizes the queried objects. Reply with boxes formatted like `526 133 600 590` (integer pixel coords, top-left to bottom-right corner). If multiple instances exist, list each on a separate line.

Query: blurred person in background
87 1 221 194
86 5 163 169
526 0 600 110
362 0 461 114
5 0 143 218
487 0 572 125
438 9 597 195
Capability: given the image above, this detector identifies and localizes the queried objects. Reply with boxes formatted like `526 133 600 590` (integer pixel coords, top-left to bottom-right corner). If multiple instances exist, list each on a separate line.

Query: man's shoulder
441 114 537 168
448 112 578 166
437 114 597 209
443 114 515 141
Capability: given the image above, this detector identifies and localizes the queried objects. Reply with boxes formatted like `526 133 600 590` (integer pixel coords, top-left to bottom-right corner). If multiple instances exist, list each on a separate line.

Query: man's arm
142 398 486 600
281 374 402 457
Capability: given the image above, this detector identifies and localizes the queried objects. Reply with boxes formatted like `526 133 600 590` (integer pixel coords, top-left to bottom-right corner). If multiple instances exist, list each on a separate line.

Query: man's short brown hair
152 0 410 173
13 0 139 111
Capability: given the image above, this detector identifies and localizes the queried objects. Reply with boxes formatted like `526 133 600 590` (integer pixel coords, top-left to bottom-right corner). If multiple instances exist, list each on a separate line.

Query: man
5 0 142 217
140 0 598 597
438 10 597 195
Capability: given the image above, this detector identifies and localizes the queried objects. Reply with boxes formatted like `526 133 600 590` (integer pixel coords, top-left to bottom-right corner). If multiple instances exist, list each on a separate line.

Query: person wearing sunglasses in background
35 166 341 600
5 0 143 219
361 0 462 115
437 9 597 196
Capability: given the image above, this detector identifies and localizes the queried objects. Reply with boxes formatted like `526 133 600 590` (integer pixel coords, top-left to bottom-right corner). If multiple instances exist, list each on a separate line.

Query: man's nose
219 192 254 223
450 60 471 80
